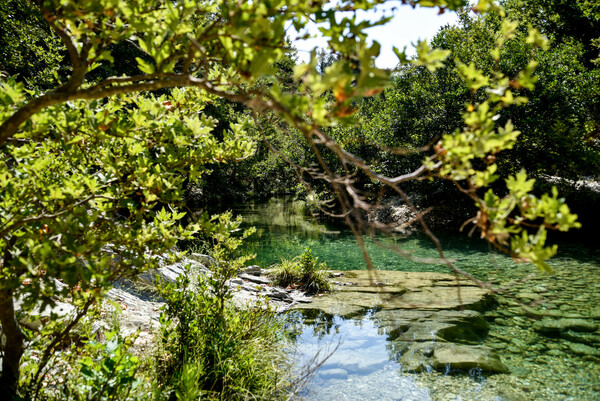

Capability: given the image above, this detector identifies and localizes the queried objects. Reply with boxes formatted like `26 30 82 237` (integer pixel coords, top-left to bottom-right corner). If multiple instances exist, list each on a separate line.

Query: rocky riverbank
105 253 314 340
106 260 514 377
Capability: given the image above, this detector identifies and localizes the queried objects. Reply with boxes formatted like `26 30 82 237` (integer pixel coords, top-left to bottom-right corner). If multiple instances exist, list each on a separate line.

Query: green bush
19 324 155 401
270 248 332 294
156 213 291 400
67 332 149 400
156 268 290 400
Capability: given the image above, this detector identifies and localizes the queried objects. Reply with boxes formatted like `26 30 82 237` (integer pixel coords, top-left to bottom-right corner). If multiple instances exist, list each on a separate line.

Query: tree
0 0 581 397
0 0 67 89
421 1 600 179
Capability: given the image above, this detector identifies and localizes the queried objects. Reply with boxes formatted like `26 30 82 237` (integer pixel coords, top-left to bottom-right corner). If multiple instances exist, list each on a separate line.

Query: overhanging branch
0 74 282 147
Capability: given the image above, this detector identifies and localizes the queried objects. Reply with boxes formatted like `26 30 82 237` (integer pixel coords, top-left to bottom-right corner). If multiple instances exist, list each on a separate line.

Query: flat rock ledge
293 269 494 316
293 270 508 374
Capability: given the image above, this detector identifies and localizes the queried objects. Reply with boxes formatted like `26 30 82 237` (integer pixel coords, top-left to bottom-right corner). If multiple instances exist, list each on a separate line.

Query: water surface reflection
288 311 432 401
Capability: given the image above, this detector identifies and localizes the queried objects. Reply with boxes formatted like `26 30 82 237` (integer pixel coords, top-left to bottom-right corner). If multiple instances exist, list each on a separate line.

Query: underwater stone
293 270 492 317
396 342 509 374
567 342 600 357
532 318 597 334
375 309 490 344
510 338 527 350
559 330 600 345
546 349 565 357
432 344 509 373
398 341 438 372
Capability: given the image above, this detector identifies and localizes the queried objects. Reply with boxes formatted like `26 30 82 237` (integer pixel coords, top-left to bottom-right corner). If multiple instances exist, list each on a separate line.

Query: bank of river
235 198 600 400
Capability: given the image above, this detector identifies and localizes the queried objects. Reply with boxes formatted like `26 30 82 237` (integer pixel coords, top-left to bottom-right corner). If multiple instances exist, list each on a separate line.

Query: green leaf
135 57 155 74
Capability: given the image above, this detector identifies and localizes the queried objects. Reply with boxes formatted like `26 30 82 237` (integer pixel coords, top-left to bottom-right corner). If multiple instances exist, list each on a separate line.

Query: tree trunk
0 287 25 399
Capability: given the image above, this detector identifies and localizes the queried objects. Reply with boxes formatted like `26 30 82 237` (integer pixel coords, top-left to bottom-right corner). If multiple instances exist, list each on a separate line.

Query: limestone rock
566 342 600 357
559 330 600 346
374 309 489 343
395 340 508 374
397 342 438 372
293 270 492 317
239 273 271 285
137 254 210 287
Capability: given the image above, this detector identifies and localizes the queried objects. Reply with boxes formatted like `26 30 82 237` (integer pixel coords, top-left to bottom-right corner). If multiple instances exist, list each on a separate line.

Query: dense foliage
323 0 600 185
0 0 66 88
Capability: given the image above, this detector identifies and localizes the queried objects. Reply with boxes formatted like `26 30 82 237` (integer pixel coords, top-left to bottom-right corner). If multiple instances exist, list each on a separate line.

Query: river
235 197 600 400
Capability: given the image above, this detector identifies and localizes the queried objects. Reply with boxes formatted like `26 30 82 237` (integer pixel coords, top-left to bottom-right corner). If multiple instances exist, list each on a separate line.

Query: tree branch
0 184 118 238
0 73 284 146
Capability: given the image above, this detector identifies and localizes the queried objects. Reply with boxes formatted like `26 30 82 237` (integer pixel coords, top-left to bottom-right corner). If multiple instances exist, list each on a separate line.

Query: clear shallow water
234 198 600 400
288 312 432 401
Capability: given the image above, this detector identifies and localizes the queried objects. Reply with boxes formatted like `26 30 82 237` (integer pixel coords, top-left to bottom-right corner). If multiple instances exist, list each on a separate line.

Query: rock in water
432 344 509 373
294 270 493 317
532 318 597 334
566 342 600 357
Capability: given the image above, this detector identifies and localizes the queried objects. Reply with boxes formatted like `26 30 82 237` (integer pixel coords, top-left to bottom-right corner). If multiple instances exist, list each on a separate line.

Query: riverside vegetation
0 0 598 400
269 249 332 295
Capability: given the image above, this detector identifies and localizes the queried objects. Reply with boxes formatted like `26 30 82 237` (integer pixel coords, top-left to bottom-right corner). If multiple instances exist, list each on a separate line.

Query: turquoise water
237 197 524 277
235 198 600 401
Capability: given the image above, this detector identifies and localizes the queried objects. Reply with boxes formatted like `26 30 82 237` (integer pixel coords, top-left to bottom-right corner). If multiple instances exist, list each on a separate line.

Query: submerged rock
293 270 493 316
397 342 438 372
432 344 509 373
532 318 597 334
396 341 509 373
374 309 489 343
559 330 600 346
567 342 600 357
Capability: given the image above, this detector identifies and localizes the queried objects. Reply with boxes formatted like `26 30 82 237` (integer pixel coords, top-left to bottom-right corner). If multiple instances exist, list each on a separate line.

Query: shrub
156 268 290 400
270 248 332 294
155 213 291 400
19 322 154 401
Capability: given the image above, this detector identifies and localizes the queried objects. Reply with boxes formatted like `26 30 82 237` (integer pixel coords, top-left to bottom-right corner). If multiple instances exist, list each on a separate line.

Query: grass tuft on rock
269 248 332 294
